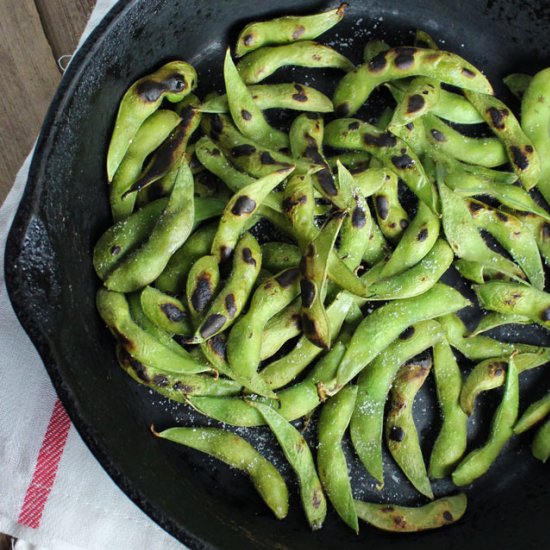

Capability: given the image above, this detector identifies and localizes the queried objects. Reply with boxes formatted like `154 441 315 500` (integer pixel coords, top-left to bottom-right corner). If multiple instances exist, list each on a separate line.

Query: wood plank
0 0 61 205
35 0 95 62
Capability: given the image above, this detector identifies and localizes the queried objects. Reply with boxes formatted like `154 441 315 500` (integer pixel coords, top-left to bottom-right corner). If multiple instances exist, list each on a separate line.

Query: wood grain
35 0 95 61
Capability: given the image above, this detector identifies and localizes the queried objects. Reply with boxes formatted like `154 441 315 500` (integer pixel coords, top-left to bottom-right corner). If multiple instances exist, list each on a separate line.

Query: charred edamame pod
140 286 192 336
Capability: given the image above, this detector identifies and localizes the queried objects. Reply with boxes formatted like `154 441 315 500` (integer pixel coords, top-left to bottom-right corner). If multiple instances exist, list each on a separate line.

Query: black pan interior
5 0 550 548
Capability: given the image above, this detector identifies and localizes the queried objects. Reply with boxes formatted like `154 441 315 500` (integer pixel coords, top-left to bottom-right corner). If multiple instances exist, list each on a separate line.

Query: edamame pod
324 118 438 213
532 419 550 462
333 46 492 117
261 242 301 273
522 69 550 203
107 60 197 181
260 301 302 361
105 157 195 292
211 166 294 262
330 284 470 393
250 402 327 530
514 393 550 434
318 386 359 533
200 83 334 114
380 201 440 278
110 110 181 221
414 29 438 49
235 4 346 56
193 232 262 342
429 341 468 478
503 73 532 100
453 358 519 486
471 312 532 335
349 320 444 484
154 426 288 519
513 211 550 266
385 358 434 499
363 38 390 63
237 41 354 84
355 494 467 532
474 281 550 330
185 255 220 324
224 49 288 150
140 286 192 336
390 77 440 127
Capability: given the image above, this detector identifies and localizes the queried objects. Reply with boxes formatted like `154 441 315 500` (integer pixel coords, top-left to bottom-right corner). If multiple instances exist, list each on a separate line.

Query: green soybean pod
438 178 525 281
390 76 441 127
380 201 440 278
185 255 220 324
324 118 438 214
96 289 210 375
363 217 390 265
347 166 388 197
154 427 288 519
155 223 217 294
107 60 197 182
503 73 532 100
235 3 347 57
429 341 468 479
425 114 508 168
200 83 334 114
471 312 532 335
452 358 519 486
474 281 550 330
385 358 434 499
224 49 288 150
414 29 438 49
211 166 294 262
466 198 544 289
460 352 550 416
355 494 467 533
194 232 262 342
514 393 550 434
110 110 181 221
328 284 470 394
105 157 195 292
140 286 192 336
237 41 354 85
513 211 550 266
318 385 359 533
363 38 390 63
465 90 540 189
349 320 444 485
261 242 301 272
251 402 327 530
532 419 550 462
521 69 550 204
260 300 302 360
333 46 492 117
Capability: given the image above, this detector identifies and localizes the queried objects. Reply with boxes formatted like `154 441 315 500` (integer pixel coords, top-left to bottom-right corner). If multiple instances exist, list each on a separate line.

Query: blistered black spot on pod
389 426 405 441
164 74 187 93
153 374 169 387
110 245 121 256
161 303 186 323
276 267 300 288
417 227 428 241
391 154 415 170
399 326 415 339
407 94 425 113
467 201 484 214
316 168 337 195
260 152 279 165
231 144 256 157
400 219 409 230
490 361 506 377
200 314 227 338
225 294 237 318
336 102 351 117
496 211 509 222
368 52 387 72
173 381 194 393
231 196 257 215
375 195 390 219
305 243 316 258
136 80 167 102
462 67 476 78
292 25 306 39
352 205 367 228
220 245 233 262
363 132 397 148
209 334 227 359
242 247 256 265
304 145 325 165
541 307 550 322
487 107 509 130
348 121 360 130
115 329 134 351
443 511 454 522
210 114 223 140
243 34 254 46
300 279 316 308
526 145 534 153
405 122 414 131
133 361 151 382
191 275 213 313
301 314 326 349
431 129 446 142
241 109 252 121
292 84 308 102
394 52 415 70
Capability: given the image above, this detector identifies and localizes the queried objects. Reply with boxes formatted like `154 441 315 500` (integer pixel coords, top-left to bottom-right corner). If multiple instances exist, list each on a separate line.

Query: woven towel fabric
0 2 184 548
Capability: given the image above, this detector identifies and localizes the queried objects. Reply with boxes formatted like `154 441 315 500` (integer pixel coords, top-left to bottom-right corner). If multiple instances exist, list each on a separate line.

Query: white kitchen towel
0 1 184 549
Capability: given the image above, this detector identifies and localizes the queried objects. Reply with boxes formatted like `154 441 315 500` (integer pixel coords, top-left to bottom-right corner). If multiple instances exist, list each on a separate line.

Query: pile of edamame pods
94 3 550 535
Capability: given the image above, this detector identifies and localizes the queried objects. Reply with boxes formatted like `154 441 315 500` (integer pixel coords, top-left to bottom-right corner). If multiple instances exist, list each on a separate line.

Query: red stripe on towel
18 399 71 528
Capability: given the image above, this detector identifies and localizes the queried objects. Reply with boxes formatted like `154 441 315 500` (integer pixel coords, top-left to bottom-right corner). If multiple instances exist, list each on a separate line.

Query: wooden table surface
0 0 97 207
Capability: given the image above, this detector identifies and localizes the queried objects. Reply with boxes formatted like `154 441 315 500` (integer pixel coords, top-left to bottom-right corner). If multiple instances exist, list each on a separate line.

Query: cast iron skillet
6 0 550 547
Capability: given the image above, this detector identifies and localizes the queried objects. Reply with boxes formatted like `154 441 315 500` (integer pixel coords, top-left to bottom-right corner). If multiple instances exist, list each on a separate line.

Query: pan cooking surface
6 1 550 548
